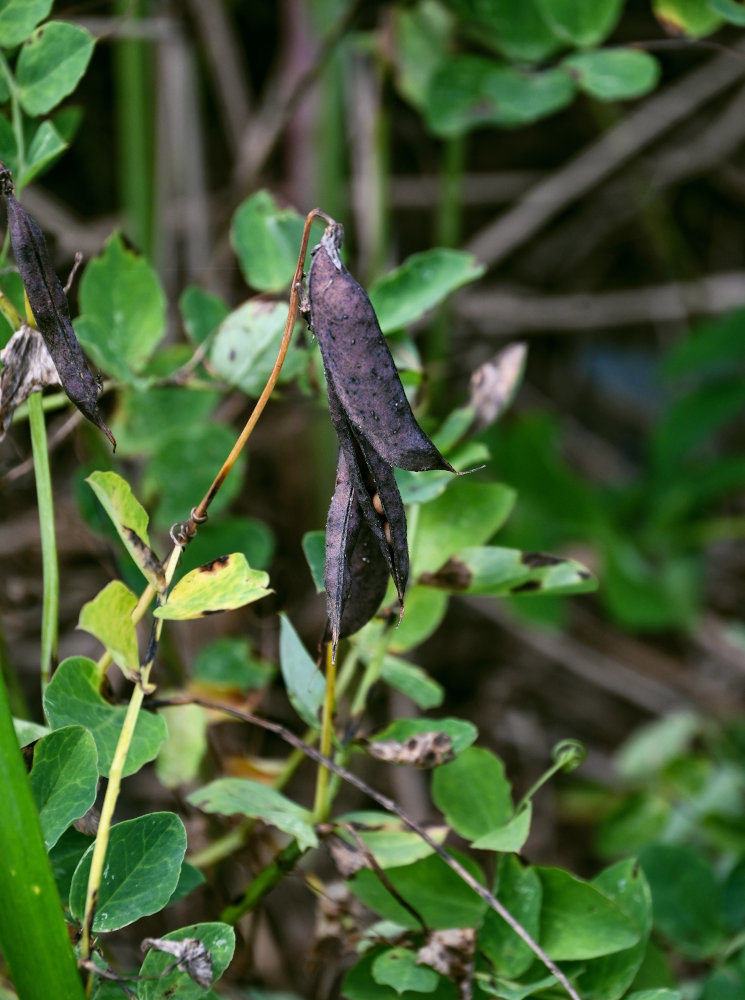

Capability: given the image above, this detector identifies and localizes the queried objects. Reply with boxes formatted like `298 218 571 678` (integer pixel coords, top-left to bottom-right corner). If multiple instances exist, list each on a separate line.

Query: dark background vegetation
3 0 745 994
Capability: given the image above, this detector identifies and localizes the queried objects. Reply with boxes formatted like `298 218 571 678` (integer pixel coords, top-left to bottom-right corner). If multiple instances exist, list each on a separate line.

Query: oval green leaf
538 866 642 960
70 812 187 931
29 725 98 850
335 811 447 869
432 747 514 842
653 0 723 35
187 778 317 850
0 0 52 48
471 804 532 852
17 21 94 115
76 232 166 381
535 0 624 45
279 613 326 729
563 49 661 101
230 190 306 293
411 481 516 578
380 655 444 710
154 553 271 620
369 249 485 334
210 300 304 395
43 657 167 777
709 0 745 25
480 854 542 978
373 948 440 995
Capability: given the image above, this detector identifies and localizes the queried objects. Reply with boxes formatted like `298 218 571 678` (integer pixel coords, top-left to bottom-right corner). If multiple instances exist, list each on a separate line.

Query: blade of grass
0 669 85 1000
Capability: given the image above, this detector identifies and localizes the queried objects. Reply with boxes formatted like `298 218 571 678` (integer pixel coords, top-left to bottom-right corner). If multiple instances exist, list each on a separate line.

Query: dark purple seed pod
324 449 390 656
326 379 408 604
308 222 453 473
0 162 115 448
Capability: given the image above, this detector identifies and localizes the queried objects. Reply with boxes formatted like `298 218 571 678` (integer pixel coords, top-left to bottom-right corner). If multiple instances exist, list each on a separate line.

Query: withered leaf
0 323 60 439
308 223 453 473
468 342 527 432
0 162 115 449
141 936 213 990
366 731 455 768
417 927 475 1000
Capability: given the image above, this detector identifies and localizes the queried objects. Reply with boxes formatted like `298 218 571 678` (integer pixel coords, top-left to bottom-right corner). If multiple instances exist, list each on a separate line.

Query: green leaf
0 0 52 48
179 285 229 344
0 114 17 179
372 718 477 757
653 0 723 35
563 49 661 101
156 704 208 789
441 0 562 62
638 844 726 958
210 300 304 395
43 657 167 777
302 530 326 592
29 726 98 850
595 793 671 857
480 855 542 978
345 949 457 1000
154 553 271 620
425 56 576 138
192 636 275 691
709 0 745 24
352 851 487 930
373 949 440 994
142 421 246 528
419 545 596 596
78 581 139 677
394 468 453 505
139 922 236 999
380 656 444 710
335 811 446 868
69 812 187 931
16 21 94 115
108 385 220 458
626 992 682 1000
76 233 166 381
412 481 516 577
391 2 452 109
615 711 699 781
188 778 318 850
49 826 92 903
231 190 306 293
535 0 624 45
471 804 532 852
14 717 50 745
571 859 652 1000
431 746 514 841
279 614 326 728
369 249 484 334
86 471 165 590
538 867 642 960
167 861 205 906
19 120 67 186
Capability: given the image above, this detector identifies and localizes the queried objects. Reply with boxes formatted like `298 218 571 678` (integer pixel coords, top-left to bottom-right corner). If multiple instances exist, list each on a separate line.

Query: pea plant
1 2 725 1000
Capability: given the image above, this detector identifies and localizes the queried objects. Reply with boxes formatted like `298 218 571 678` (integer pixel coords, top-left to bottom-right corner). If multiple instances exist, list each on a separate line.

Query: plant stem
313 641 336 821
28 391 58 698
220 839 304 925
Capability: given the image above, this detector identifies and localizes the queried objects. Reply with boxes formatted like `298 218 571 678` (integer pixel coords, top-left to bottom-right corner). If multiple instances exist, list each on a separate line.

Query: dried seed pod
308 223 453 473
0 162 115 448
324 448 389 656
327 379 408 603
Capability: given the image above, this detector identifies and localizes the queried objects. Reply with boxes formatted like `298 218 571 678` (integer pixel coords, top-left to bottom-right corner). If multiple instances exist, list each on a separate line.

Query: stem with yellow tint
313 641 336 821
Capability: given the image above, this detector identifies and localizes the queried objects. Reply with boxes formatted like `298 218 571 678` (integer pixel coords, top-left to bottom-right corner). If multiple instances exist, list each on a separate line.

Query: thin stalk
28 391 58 698
114 0 154 255
313 641 336 820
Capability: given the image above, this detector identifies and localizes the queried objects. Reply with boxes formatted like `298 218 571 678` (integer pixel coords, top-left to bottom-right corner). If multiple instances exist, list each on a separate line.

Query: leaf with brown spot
366 731 455 768
0 162 115 448
154 553 272 621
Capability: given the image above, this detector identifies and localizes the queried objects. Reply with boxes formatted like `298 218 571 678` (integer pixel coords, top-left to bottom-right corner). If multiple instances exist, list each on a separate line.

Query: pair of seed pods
307 223 455 657
0 162 115 448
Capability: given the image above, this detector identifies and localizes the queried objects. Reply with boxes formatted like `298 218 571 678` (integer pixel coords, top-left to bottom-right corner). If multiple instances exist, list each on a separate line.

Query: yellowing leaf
87 471 165 591
78 581 139 679
155 553 271 620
